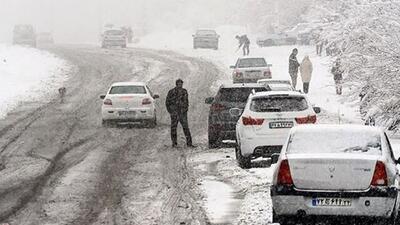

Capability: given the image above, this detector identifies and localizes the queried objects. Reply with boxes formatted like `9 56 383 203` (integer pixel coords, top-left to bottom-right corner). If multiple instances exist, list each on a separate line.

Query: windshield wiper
342 146 368 153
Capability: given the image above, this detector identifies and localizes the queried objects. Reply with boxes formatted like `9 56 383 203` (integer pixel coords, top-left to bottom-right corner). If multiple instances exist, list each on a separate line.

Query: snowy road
0 46 222 225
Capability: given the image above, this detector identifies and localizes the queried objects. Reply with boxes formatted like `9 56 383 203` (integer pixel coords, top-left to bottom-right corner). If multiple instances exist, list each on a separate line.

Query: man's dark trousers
170 112 192 146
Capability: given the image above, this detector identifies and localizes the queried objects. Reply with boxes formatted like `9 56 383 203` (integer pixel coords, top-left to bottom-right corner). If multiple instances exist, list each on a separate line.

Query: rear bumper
239 133 288 157
102 107 155 121
102 40 126 46
193 39 218 48
271 185 397 217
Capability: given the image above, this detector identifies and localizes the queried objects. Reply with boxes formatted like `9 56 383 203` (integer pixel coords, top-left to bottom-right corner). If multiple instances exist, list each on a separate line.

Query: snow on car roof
111 82 146 86
290 124 383 134
251 91 304 98
257 79 291 83
221 83 266 88
238 56 266 59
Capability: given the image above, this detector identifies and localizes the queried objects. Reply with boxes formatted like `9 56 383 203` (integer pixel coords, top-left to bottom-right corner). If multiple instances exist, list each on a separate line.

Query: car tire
272 210 297 225
208 130 222 149
235 144 251 169
102 119 112 127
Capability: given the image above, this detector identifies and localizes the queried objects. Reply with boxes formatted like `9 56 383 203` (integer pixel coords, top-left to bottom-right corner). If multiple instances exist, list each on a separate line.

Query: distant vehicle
13 24 36 47
232 91 320 168
193 29 219 50
256 33 297 47
100 82 159 127
231 57 272 83
271 124 400 225
37 32 54 45
205 83 270 148
257 79 295 91
101 29 127 48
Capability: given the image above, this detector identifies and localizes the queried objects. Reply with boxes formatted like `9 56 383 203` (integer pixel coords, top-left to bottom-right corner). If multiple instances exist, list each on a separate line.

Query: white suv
232 91 320 168
100 82 159 127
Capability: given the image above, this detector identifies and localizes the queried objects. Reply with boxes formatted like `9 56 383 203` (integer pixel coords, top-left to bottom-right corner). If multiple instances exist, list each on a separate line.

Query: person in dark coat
166 79 194 147
236 35 250 56
289 48 300 89
331 58 344 95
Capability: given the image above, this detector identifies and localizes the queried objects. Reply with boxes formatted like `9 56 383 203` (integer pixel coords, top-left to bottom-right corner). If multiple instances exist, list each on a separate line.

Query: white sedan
232 91 320 168
230 57 272 83
257 79 295 91
100 82 159 127
271 124 400 225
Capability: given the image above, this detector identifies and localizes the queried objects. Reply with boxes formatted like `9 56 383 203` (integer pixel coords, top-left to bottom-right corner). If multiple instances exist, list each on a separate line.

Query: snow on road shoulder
0 44 70 119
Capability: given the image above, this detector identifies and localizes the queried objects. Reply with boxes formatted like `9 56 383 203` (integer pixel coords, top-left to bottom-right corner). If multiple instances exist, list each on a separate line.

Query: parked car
205 83 270 148
100 82 159 127
256 33 297 47
257 79 295 91
232 91 320 168
37 32 54 45
193 29 219 50
231 57 272 83
13 24 36 47
271 124 400 225
101 29 127 48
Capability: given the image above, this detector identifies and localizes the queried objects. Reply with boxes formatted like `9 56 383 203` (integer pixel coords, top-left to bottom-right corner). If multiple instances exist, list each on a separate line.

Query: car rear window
287 130 382 155
109 86 146 94
250 96 308 112
196 30 216 36
237 58 267 68
105 30 124 35
216 87 268 103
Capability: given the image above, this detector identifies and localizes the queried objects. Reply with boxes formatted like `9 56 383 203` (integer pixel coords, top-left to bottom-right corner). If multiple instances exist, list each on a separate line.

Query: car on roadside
231 57 272 83
101 29 127 48
271 124 400 225
100 82 159 127
232 91 320 168
192 29 219 50
205 83 270 148
257 79 295 91
256 33 297 47
13 24 37 47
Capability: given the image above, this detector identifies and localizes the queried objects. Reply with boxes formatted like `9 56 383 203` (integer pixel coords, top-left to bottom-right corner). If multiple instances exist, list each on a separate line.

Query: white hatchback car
232 91 320 168
271 125 400 225
100 82 159 127
230 57 272 83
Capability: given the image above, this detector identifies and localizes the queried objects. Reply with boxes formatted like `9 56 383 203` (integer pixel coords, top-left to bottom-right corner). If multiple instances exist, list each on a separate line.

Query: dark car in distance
205 83 270 148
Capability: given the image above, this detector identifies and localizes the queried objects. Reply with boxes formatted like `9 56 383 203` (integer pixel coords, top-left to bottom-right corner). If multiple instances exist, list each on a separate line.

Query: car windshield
216 87 268 103
105 30 124 35
109 86 146 94
196 30 216 36
237 58 267 68
287 130 382 155
250 96 308 112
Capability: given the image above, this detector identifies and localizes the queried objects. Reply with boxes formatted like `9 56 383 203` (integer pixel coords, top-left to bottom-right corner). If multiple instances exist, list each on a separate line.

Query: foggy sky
0 0 244 43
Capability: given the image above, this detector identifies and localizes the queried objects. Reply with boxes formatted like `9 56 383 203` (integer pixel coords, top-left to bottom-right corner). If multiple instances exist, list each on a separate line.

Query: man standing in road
236 35 250 56
289 48 300 89
166 79 194 148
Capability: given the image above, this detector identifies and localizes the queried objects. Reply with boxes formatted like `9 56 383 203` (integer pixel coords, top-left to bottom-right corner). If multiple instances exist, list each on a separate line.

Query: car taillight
103 99 112 105
142 98 152 105
371 161 388 186
277 160 294 185
295 115 317 124
242 116 264 126
211 103 225 111
264 71 272 77
234 71 243 78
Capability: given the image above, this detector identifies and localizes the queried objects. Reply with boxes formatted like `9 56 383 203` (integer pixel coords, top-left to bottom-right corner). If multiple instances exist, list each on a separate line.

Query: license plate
118 111 136 116
269 121 293 129
312 198 352 207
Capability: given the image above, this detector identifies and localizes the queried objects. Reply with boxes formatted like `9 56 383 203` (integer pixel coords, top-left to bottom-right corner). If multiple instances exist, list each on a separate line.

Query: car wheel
102 120 112 127
235 144 251 169
273 210 297 225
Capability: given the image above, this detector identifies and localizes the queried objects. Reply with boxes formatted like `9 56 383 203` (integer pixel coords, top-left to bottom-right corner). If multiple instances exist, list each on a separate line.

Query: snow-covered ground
0 44 70 119
137 27 399 224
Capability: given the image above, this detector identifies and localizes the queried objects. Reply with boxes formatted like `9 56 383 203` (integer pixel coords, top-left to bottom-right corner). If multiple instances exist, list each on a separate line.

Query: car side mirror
153 94 160 99
192 34 195 37
313 106 321 114
230 65 236 69
396 157 400 164
229 108 243 117
100 95 106 100
205 97 214 104
271 154 280 164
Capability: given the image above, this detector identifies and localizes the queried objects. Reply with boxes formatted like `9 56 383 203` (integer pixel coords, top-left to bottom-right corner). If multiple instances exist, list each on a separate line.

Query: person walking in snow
331 58 344 95
289 48 300 89
236 35 250 56
300 56 313 94
166 79 194 148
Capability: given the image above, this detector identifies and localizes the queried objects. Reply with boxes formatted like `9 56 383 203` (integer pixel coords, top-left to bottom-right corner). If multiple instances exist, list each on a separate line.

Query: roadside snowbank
0 44 69 119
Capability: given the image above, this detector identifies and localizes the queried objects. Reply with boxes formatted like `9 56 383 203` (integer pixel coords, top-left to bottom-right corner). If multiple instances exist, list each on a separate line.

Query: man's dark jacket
166 87 189 114
289 53 300 74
